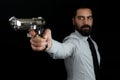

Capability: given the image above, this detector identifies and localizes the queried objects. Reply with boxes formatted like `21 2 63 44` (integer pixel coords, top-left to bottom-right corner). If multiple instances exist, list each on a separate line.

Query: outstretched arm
30 28 75 59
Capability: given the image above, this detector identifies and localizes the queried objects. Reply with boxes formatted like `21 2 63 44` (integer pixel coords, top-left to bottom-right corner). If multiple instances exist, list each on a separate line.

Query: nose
83 18 88 25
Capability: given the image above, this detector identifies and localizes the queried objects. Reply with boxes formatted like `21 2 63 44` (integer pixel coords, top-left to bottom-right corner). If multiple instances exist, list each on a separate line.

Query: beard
76 24 92 36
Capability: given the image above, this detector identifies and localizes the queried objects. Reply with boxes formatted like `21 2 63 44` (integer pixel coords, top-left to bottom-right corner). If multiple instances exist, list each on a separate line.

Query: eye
88 16 93 20
78 16 84 20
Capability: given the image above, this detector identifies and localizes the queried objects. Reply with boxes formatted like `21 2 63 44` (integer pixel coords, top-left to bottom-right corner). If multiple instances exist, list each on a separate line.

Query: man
30 6 101 80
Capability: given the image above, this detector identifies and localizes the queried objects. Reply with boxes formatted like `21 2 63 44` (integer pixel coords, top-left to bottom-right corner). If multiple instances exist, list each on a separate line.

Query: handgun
9 16 46 37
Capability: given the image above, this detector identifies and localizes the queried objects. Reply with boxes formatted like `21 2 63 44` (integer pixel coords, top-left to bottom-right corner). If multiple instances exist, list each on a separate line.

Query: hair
70 0 95 18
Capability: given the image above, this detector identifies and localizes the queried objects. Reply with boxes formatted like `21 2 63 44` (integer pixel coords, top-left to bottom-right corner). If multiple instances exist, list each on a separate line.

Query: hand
30 28 52 51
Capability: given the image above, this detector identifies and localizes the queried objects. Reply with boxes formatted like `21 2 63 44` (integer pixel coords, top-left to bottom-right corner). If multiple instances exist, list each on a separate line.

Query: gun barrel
9 16 45 30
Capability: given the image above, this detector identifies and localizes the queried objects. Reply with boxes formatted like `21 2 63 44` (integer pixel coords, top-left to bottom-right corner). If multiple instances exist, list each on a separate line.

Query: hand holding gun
9 16 52 51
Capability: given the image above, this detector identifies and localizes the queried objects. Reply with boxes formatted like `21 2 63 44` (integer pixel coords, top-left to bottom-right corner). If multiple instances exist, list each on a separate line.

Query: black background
0 0 120 80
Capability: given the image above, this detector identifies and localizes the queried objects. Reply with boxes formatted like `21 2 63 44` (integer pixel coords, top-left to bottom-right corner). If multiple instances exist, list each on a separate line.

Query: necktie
87 37 100 80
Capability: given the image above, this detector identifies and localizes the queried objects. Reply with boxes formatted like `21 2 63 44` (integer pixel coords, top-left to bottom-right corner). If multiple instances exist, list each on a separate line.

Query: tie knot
87 37 91 42
87 37 94 48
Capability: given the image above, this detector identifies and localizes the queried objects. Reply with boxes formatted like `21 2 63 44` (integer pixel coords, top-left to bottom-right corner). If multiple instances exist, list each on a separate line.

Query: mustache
81 25 91 29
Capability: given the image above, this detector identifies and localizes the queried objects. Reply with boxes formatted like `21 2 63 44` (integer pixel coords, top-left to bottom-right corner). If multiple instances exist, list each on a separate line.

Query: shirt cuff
46 39 58 54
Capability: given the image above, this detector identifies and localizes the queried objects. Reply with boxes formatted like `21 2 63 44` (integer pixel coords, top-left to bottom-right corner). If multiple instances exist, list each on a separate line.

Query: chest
73 40 94 65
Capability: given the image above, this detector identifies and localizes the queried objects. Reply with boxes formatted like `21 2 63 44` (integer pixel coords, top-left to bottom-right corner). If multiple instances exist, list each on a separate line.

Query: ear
72 18 75 25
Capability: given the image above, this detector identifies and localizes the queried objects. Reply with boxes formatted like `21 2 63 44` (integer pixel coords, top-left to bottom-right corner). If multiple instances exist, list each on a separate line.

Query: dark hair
72 6 93 18
71 0 95 18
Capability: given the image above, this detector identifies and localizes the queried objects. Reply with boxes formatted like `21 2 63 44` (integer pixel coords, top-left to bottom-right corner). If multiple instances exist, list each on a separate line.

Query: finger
31 43 47 51
31 45 44 51
31 36 47 43
30 40 47 47
29 29 37 37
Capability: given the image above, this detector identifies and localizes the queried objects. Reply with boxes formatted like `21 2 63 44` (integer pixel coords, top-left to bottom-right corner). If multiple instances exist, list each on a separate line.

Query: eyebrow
77 15 93 18
77 15 92 17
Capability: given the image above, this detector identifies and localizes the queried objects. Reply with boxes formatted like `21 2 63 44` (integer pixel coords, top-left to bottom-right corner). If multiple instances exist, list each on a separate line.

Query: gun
9 16 46 37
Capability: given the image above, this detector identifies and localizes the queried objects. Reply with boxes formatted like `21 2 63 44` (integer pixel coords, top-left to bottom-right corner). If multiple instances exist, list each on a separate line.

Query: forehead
76 8 92 16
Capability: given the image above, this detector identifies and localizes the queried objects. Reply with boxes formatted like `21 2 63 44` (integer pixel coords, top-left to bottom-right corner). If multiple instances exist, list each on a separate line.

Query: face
72 8 93 36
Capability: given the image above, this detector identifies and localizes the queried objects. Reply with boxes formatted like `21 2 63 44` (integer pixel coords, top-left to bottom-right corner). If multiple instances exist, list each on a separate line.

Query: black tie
87 37 100 80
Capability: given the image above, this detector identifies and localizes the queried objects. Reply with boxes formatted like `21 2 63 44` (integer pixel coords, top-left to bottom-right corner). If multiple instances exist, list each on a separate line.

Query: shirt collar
75 30 90 41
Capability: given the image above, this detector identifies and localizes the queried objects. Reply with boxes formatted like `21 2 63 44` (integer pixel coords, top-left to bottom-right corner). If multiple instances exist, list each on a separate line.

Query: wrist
45 40 52 51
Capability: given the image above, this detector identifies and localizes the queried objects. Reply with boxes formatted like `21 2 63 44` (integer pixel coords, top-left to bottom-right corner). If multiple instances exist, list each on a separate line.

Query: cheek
89 20 93 25
74 19 83 27
76 21 83 27
75 23 82 30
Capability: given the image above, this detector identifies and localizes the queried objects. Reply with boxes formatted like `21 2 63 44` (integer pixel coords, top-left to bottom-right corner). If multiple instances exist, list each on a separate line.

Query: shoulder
63 32 80 41
62 32 81 47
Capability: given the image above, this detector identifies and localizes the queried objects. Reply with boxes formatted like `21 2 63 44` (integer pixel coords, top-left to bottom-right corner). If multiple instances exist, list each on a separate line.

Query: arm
46 39 75 59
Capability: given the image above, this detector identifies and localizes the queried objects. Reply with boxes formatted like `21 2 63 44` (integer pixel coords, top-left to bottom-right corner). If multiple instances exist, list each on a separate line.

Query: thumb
42 28 52 50
42 28 51 39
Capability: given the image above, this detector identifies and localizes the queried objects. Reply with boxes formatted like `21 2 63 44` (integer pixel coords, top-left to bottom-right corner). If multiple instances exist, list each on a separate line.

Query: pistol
9 16 46 37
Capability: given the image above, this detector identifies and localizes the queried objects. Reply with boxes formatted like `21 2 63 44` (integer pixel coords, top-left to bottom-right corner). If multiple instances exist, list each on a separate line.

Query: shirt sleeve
46 38 75 59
